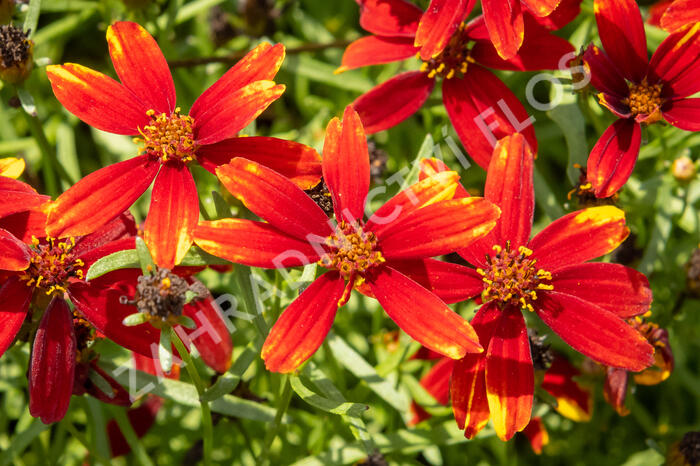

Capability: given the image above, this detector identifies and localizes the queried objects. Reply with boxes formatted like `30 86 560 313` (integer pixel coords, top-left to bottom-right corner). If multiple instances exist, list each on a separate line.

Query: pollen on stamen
135 107 198 164
318 221 385 282
419 23 473 80
477 241 552 311
622 80 664 123
19 236 85 296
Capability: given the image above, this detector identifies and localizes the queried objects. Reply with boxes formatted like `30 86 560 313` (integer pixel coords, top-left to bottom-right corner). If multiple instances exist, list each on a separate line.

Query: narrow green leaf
122 312 150 327
202 339 261 402
85 249 139 281
159 329 173 373
110 407 156 466
22 0 41 38
179 245 230 267
548 93 587 185
290 375 368 417
0 418 50 466
401 134 434 191
135 237 155 275
16 88 36 117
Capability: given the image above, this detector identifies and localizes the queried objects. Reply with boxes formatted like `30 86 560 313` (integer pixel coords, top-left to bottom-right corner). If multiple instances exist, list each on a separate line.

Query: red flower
648 0 700 32
45 21 321 268
583 0 700 197
338 0 576 168
395 133 654 440
0 213 137 423
0 172 50 242
194 106 502 373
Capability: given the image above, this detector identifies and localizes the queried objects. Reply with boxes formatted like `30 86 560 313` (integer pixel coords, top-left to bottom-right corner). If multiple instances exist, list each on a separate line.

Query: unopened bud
672 155 696 182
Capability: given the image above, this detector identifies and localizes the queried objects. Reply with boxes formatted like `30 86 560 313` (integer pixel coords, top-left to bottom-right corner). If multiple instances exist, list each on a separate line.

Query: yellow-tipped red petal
536 291 655 371
376 197 500 259
107 21 175 114
415 0 475 59
197 136 321 190
144 164 199 269
0 276 33 358
482 0 525 60
0 228 32 271
338 35 419 72
192 80 285 146
0 157 25 178
369 266 483 359
660 0 700 32
194 218 321 268
529 205 629 272
522 0 561 16
262 272 345 373
46 64 149 135
522 417 549 454
357 0 423 37
485 307 533 441
541 356 593 422
216 158 331 240
322 106 370 223
46 156 159 238
190 43 285 120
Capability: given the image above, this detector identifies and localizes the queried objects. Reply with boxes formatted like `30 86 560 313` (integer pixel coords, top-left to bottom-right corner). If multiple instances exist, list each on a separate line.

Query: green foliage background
0 0 698 464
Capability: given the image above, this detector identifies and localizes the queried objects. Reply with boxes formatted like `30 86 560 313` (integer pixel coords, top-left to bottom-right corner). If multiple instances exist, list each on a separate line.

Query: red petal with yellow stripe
0 228 32 271
482 0 524 60
415 0 474 59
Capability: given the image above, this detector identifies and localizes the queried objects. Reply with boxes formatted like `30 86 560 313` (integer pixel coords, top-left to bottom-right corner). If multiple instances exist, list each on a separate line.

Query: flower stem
259 375 292 466
170 328 213 466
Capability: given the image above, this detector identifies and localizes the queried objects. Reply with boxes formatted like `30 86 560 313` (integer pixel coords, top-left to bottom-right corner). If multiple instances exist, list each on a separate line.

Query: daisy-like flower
194 106 502 373
338 0 576 168
397 133 654 440
583 0 700 197
45 21 321 268
0 213 137 423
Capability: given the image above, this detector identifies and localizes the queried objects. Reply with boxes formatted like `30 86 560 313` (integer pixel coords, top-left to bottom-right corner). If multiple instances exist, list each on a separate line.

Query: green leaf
202 339 261 402
110 407 156 466
179 245 230 267
16 88 36 118
159 329 173 373
135 237 155 275
122 312 150 327
85 249 139 281
548 92 587 185
285 55 373 93
400 134 434 191
22 0 41 37
290 374 368 417
176 315 197 329
0 418 50 466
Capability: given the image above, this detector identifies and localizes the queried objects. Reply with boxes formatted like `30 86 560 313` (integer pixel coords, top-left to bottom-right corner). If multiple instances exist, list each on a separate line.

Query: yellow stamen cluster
419 23 474 79
19 236 84 296
623 81 664 118
477 242 553 312
136 107 197 164
319 221 385 281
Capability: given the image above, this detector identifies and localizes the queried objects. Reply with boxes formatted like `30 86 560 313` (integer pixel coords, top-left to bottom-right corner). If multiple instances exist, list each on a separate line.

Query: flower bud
672 155 696 182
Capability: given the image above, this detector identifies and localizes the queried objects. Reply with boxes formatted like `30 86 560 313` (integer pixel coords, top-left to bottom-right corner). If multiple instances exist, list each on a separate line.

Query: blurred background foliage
0 0 699 465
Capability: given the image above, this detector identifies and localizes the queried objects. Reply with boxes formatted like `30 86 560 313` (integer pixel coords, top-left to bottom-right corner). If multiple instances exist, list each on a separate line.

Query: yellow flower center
136 107 197 164
477 242 553 312
623 81 664 120
419 23 474 80
19 236 84 296
319 221 385 281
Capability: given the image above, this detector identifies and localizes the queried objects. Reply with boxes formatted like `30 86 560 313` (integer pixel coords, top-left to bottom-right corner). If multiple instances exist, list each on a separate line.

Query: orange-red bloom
583 0 700 197
45 21 321 268
195 106 502 373
648 0 700 32
397 133 654 440
339 0 576 168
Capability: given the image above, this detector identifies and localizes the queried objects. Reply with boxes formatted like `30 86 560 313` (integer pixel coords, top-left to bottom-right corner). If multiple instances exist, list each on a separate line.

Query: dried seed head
0 24 33 84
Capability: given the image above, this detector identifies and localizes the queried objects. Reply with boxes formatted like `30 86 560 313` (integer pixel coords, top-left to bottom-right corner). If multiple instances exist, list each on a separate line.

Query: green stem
22 109 57 197
170 328 213 466
260 375 292 466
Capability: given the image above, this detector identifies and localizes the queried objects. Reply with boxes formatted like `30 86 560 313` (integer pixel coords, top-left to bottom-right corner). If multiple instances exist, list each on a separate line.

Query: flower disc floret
419 23 473 80
19 237 84 296
136 107 197 164
319 221 385 280
477 242 553 311
623 81 664 120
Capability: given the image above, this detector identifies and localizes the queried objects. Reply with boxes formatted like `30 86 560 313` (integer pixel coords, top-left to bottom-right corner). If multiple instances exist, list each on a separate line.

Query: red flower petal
193 81 285 146
107 21 175 114
338 35 419 72
482 0 524 60
386 258 483 304
0 210 48 243
485 307 533 440
661 0 700 32
541 356 592 421
0 276 33 357
649 24 700 98
0 176 40 194
261 272 345 373
484 133 534 249
521 0 561 17
216 158 331 240
529 205 629 272
408 357 454 425
46 64 149 135
144 164 199 268
182 283 233 373
552 262 652 317
417 158 470 200
450 302 500 437
322 106 370 223
72 212 138 258
0 178 50 219
376 197 500 259
415 0 475 59
536 291 654 371
366 170 460 234
581 45 629 97
369 266 482 359
0 228 32 271
69 270 160 357
586 119 641 198
534 0 581 30
197 136 321 189
29 297 77 424
522 417 549 454
76 237 136 272
471 17 574 71
663 98 700 131
357 0 423 36
46 156 159 238
593 0 648 82
194 219 321 268
603 367 630 416
442 67 537 170
353 71 435 134
190 43 285 120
